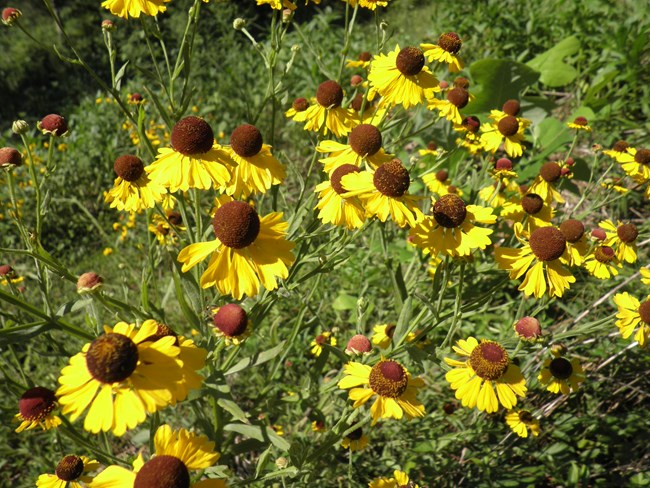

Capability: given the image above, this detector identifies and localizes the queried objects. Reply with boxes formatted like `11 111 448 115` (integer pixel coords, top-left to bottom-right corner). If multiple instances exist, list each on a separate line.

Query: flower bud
76 272 104 294
101 19 115 31
514 316 542 340
591 228 606 241
0 147 22 168
233 18 246 30
350 74 363 87
38 114 69 137
282 8 293 23
12 119 29 135
2 7 21 26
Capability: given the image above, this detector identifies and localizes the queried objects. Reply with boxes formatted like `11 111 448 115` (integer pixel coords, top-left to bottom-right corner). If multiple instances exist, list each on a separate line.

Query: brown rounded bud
346 334 372 355
76 272 104 293
514 316 542 340
2 7 21 26
591 228 607 241
502 99 520 116
38 114 68 137
350 74 363 87
0 147 22 168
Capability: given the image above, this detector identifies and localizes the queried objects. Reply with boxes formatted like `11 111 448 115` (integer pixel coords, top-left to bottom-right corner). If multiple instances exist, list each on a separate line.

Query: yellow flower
371 324 396 349
421 31 464 72
341 159 424 228
427 86 471 125
602 140 632 163
14 386 61 433
90 425 224 488
445 337 527 413
285 97 311 122
421 168 463 197
302 80 355 137
316 123 393 172
177 196 295 299
212 303 252 346
505 410 540 438
341 427 368 451
345 51 372 69
410 195 495 257
559 219 589 266
583 245 620 280
257 0 296 9
102 247 113 256
417 141 443 158
613 292 650 347
36 455 99 488
495 224 575 298
314 166 367 230
56 321 193 436
500 193 554 232
480 115 526 158
527 162 568 204
338 359 425 425
222 124 285 198
640 267 650 285
105 155 165 212
146 116 232 193
567 116 592 131
617 147 650 183
311 420 326 432
101 0 169 18
368 45 439 109
310 331 337 357
342 0 390 10
599 219 638 264
538 349 585 394
148 211 185 246
369 470 419 488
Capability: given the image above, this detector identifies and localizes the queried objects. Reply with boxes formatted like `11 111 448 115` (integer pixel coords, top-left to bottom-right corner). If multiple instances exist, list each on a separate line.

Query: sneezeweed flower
56 321 186 436
346 334 372 355
36 455 99 488
410 194 496 257
38 114 68 137
90 425 224 488
583 245 620 279
368 45 439 109
212 303 252 346
178 196 295 299
128 92 143 104
76 272 104 294
14 386 61 433
613 292 650 347
602 140 631 163
369 470 419 488
617 147 650 181
372 324 396 349
445 337 527 413
257 0 297 10
567 116 592 131
105 155 165 212
149 211 185 246
338 358 425 425
341 427 368 451
514 316 542 341
0 264 24 286
342 0 389 11
455 115 484 155
600 176 629 195
422 169 463 197
538 349 585 394
346 51 373 69
146 116 232 193
418 141 443 158
490 157 518 180
102 0 170 18
559 219 589 266
285 97 310 122
341 159 424 228
302 80 355 137
421 31 464 72
314 165 367 230
640 267 650 285
427 86 470 124
2 7 21 26
317 123 393 172
311 420 326 433
310 331 337 357
489 99 531 130
480 115 526 158
505 410 540 438
0 146 22 168
495 224 575 298
527 162 566 204
223 124 286 198
500 193 554 232
599 220 638 263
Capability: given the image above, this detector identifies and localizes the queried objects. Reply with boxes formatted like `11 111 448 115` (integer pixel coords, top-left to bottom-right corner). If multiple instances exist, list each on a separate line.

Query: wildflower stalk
337 2 359 84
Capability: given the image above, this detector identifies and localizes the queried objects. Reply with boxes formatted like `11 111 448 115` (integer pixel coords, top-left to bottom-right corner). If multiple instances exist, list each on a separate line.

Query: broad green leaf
527 36 580 87
224 423 291 451
331 292 356 311
225 341 286 376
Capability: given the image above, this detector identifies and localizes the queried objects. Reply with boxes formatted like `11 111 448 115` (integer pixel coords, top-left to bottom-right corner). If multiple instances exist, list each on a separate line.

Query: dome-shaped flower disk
105 155 166 212
101 0 171 19
505 410 540 438
500 193 554 233
421 32 464 72
36 455 99 488
480 115 526 158
316 123 393 173
14 386 61 433
538 349 585 395
177 196 295 299
301 80 355 137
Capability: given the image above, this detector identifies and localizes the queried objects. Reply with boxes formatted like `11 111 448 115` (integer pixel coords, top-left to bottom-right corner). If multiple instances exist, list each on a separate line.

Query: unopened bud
0 147 22 168
350 74 363 87
76 272 104 294
345 334 372 355
591 228 607 241
514 316 542 340
275 457 289 469
101 19 115 31
282 8 293 23
38 114 69 137
233 18 246 30
438 80 449 90
12 119 29 135
291 44 300 53
2 7 21 26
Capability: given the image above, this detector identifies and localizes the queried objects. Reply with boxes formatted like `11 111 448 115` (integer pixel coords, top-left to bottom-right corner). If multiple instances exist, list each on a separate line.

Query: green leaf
223 423 290 451
225 341 286 376
527 36 580 87
331 292 356 311
465 59 540 114
0 321 54 346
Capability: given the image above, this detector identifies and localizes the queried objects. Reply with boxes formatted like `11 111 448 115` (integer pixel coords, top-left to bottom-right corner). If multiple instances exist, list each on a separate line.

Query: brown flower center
540 162 561 183
518 410 534 423
453 77 470 89
446 88 469 108
56 455 84 481
316 80 344 108
315 334 327 345
612 140 629 153
368 360 408 398
350 93 364 112
171 116 214 156
134 456 190 488
349 124 382 157
346 334 372 353
86 333 139 384
347 427 363 440
212 201 260 249
427 142 437 151
168 211 183 226
358 51 372 62
292 97 309 112
549 357 573 380
142 322 178 344
573 116 588 126
385 324 396 338
638 300 650 324
461 116 480 133
438 32 462 54
40 114 68 136
19 386 57 421
113 155 144 182
0 147 22 167
502 99 520 116
634 149 650 165
616 223 638 243
559 219 585 243
594 246 615 263
230 124 263 158
495 158 512 171
373 159 410 197
330 164 360 195
497 116 519 137
521 194 544 215
433 194 467 228
529 227 566 262
435 169 448 182
213 303 248 337
469 341 509 380
514 316 541 339
396 47 425 76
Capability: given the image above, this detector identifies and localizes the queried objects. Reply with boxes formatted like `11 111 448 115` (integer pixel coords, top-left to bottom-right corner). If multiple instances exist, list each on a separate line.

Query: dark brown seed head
446 88 469 108
292 97 309 112
518 410 534 423
427 142 437 151
438 32 462 54
521 194 544 215
368 360 408 398
18 386 57 421
559 219 585 243
316 80 344 108
113 155 144 182
212 201 260 249
167 211 183 226
617 223 638 243
213 303 248 337
171 116 214 156
349 124 382 156
372 159 410 197
549 357 573 380
350 93 365 112
461 116 480 133
591 228 607 241
495 158 512 171
134 455 190 488
594 246 615 263
39 114 68 136
433 194 467 228
230 124 263 158
497 116 519 136
453 77 470 89
435 169 448 182
469 341 509 380
55 455 85 481
638 301 650 324
502 99 520 116
540 162 561 183
358 51 372 62
0 147 22 167
86 333 139 384
346 334 372 354
514 316 542 339
396 47 425 76
572 116 588 126
347 427 363 440
529 227 566 262
330 164 360 195
634 149 650 165
612 140 629 153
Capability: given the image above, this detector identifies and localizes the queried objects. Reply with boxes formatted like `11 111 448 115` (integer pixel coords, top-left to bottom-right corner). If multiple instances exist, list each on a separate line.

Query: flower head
310 331 337 357
36 455 99 488
505 409 540 438
346 334 372 355
105 155 165 212
317 123 393 172
480 115 526 158
38 114 68 137
538 349 585 394
613 292 650 347
421 32 464 72
102 0 170 18
341 427 368 451
301 80 355 137
567 116 591 131
314 165 367 230
369 470 419 488
2 7 21 26
14 386 61 433
599 220 638 263
212 303 251 346
514 316 542 341
0 147 22 168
